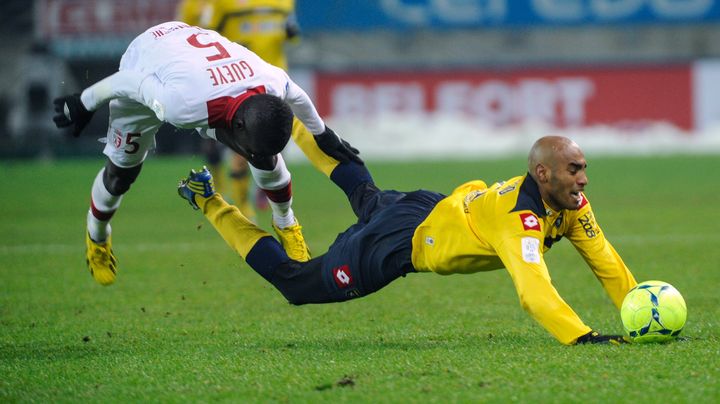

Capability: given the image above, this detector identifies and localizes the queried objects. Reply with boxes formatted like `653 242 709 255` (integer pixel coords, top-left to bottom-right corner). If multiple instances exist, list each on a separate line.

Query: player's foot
86 232 117 286
178 166 216 210
273 219 311 262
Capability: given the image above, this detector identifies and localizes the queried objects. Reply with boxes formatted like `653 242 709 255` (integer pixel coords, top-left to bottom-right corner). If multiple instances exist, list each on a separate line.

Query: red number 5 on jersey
186 33 230 62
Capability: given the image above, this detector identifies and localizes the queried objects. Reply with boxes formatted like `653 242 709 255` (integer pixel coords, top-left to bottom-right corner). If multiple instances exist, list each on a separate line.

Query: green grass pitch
1 154 718 402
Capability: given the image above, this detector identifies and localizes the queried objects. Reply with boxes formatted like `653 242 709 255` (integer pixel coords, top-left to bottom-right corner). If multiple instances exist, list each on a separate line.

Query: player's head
528 136 588 211
222 94 293 159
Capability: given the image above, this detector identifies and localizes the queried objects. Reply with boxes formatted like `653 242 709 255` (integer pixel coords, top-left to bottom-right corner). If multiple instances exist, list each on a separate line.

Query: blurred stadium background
0 0 719 160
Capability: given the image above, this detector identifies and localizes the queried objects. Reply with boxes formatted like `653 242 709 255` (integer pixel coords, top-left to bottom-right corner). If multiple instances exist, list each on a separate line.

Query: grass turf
1 155 718 402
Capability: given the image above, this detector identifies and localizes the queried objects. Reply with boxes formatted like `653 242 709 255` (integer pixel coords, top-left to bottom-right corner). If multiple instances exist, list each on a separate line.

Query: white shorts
102 98 162 168
102 35 163 168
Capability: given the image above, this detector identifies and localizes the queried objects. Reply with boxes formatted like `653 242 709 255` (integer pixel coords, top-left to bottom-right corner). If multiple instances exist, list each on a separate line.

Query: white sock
250 155 291 191
87 168 123 243
250 155 296 228
87 210 111 243
272 207 296 229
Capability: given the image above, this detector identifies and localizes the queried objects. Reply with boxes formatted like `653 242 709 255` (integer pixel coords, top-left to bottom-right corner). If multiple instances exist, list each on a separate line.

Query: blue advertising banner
297 0 720 31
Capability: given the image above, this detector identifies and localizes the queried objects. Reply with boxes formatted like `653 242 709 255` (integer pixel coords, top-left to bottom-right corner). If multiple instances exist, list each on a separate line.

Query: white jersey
80 21 325 134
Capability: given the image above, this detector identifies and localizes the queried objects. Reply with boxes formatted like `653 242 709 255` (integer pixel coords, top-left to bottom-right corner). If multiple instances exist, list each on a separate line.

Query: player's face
216 127 248 158
217 126 260 159
545 149 588 211
216 127 277 169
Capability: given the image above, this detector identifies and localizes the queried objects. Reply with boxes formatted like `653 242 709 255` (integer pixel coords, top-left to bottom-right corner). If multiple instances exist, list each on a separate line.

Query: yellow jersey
411 174 637 344
176 0 213 26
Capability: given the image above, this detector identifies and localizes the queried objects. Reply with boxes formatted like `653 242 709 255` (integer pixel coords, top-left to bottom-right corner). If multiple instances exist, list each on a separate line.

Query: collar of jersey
207 85 267 129
224 85 266 128
510 173 546 217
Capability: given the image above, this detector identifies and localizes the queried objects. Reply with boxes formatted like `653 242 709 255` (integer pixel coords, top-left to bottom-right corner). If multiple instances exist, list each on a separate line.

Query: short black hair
232 94 293 156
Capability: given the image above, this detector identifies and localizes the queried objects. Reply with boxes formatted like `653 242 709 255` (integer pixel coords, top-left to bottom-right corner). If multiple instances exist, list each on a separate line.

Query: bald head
528 136 582 179
527 136 588 211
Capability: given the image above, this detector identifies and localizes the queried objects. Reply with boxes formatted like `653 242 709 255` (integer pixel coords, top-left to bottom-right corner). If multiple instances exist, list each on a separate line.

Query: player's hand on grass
314 126 364 165
576 331 630 345
53 94 95 137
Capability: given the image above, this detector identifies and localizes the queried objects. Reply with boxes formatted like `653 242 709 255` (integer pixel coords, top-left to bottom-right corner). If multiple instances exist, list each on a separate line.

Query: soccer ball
620 280 687 343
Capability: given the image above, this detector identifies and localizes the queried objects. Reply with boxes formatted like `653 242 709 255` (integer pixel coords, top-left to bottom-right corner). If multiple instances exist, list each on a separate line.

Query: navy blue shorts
316 186 445 301
251 175 445 306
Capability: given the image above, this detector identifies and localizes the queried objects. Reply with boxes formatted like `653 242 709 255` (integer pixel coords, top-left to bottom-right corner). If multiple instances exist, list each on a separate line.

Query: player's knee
330 162 374 200
275 287 310 306
348 182 381 218
103 161 143 196
270 261 307 306
284 293 308 306
269 262 315 306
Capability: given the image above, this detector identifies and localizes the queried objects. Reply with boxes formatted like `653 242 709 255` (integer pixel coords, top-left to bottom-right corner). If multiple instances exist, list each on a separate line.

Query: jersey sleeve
80 70 155 111
494 227 592 345
284 78 325 135
566 198 637 309
79 70 196 127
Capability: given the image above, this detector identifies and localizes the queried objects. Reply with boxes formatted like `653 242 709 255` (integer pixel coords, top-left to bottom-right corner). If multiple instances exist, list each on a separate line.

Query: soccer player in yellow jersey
178 136 638 345
176 0 299 220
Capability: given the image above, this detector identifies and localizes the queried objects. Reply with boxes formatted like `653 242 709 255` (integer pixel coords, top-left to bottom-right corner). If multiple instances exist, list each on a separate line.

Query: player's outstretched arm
281 76 362 164
497 240 594 344
53 70 157 136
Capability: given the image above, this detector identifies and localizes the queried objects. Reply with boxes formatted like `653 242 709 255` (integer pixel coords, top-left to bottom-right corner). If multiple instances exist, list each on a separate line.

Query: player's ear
535 163 549 183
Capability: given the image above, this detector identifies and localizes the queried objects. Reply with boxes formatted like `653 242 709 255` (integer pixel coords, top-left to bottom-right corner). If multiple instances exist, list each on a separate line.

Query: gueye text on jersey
206 61 255 87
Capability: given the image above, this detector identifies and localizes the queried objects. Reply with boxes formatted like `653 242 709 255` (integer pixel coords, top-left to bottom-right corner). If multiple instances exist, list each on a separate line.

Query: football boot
272 219 311 262
178 166 216 210
85 232 117 286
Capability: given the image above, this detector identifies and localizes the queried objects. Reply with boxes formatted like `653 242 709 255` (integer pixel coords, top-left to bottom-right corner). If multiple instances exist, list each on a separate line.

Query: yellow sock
196 194 269 259
230 173 256 220
291 118 339 177
207 163 226 195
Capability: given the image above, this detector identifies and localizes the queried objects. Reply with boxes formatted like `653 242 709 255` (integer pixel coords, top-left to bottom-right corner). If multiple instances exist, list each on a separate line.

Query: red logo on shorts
520 213 541 231
333 265 353 288
113 129 123 148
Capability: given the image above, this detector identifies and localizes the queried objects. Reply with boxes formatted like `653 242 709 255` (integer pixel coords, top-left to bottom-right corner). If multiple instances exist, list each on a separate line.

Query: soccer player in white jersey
53 21 361 286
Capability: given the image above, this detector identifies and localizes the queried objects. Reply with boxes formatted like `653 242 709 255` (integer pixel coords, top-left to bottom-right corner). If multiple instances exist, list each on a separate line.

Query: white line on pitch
0 233 717 255
0 242 230 255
